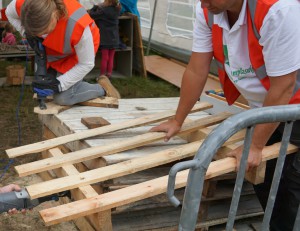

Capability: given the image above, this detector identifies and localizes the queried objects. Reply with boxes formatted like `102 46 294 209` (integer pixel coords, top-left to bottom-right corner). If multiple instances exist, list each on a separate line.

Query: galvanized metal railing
167 105 300 231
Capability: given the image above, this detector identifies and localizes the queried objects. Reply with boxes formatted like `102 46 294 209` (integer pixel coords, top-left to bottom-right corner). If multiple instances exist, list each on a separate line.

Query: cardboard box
6 65 25 85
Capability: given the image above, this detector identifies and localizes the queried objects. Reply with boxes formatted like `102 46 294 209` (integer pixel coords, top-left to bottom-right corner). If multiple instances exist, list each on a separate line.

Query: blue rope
16 40 30 146
0 41 30 181
0 159 14 181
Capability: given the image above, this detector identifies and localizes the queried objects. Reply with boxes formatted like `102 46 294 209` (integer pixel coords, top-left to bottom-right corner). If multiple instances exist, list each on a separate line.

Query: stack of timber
6 98 298 230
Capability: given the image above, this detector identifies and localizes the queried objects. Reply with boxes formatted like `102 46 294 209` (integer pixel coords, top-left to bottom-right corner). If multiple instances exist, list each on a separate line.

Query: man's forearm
251 73 296 149
174 52 213 125
175 68 207 125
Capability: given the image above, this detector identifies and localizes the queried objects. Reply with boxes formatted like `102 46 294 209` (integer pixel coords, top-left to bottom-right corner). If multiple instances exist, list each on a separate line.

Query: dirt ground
0 85 78 231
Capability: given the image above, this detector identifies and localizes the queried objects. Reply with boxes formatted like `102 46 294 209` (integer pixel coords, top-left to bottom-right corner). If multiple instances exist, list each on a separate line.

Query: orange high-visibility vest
16 0 100 74
203 0 300 105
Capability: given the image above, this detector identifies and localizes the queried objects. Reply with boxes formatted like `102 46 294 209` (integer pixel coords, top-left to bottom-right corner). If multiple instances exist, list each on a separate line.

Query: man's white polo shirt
192 0 300 108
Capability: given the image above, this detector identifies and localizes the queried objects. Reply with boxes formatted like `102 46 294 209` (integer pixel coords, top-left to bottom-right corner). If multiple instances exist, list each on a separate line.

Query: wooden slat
16 112 231 177
46 148 111 231
26 129 245 199
206 93 250 110
78 97 119 108
34 97 119 115
6 102 212 158
42 126 111 231
40 143 298 226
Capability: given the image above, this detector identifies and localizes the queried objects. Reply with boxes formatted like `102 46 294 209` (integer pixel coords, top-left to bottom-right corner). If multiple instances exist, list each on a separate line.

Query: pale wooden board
7 99 211 158
39 142 298 225
78 97 119 108
16 112 231 177
34 97 119 115
144 55 222 93
26 125 244 199
145 55 184 88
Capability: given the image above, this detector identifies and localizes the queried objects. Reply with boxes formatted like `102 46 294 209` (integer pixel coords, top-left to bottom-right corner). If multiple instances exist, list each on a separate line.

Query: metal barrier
167 105 300 231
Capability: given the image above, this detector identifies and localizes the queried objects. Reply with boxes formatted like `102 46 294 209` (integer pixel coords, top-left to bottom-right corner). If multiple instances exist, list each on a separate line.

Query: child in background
89 0 121 78
2 22 16 45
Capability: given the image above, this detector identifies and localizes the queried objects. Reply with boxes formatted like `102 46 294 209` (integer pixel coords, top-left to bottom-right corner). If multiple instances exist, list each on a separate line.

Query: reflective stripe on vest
204 0 300 105
206 0 268 81
47 7 87 62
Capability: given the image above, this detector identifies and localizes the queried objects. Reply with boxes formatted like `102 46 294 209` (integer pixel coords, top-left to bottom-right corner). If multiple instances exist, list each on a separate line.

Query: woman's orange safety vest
203 0 300 105
16 0 100 74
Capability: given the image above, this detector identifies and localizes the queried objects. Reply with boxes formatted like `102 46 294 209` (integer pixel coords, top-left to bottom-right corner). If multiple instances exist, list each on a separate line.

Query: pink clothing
2 32 16 45
100 49 116 77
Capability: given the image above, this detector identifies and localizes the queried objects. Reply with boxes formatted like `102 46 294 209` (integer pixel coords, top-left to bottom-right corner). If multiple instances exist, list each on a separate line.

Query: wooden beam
16 112 231 177
40 143 298 226
6 102 212 158
46 148 112 231
26 129 244 199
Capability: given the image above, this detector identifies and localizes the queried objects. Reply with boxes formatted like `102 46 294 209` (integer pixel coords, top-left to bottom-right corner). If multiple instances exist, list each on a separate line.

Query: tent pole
146 0 158 55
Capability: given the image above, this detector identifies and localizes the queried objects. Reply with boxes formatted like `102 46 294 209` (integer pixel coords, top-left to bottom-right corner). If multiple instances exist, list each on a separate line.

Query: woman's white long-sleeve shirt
6 0 96 91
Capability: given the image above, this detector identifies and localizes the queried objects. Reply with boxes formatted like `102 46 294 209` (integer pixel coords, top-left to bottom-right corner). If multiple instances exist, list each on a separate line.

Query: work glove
32 68 62 95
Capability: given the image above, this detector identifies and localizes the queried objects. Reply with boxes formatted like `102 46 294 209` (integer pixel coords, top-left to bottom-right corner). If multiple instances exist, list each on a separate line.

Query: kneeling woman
6 0 120 106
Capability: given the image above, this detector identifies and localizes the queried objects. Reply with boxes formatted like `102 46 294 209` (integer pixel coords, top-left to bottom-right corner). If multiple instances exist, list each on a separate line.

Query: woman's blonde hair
21 0 67 36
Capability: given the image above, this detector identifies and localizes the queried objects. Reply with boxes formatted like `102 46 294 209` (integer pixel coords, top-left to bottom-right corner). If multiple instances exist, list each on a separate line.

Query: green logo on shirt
223 45 230 66
231 66 255 77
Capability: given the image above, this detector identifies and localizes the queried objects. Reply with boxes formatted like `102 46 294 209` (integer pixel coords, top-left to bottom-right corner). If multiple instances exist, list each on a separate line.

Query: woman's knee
53 93 74 106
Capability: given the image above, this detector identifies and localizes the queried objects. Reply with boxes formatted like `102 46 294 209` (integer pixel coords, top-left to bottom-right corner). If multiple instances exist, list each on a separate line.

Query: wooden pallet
5 98 298 230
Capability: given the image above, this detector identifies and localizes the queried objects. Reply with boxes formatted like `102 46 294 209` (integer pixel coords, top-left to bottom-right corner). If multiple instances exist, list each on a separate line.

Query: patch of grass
110 75 180 98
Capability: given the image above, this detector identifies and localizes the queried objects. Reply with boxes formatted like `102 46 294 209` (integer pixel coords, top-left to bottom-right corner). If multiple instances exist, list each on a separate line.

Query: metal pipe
146 0 158 55
226 126 254 230
261 121 294 230
172 104 300 230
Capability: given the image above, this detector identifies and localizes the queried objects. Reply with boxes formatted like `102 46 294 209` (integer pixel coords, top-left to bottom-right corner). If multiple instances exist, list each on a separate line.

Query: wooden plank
206 93 250 110
26 129 245 199
6 101 212 158
34 97 119 115
16 112 231 177
78 97 119 108
145 55 184 88
46 148 111 231
145 55 221 91
40 143 298 226
42 127 112 231
200 94 246 115
130 13 147 78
